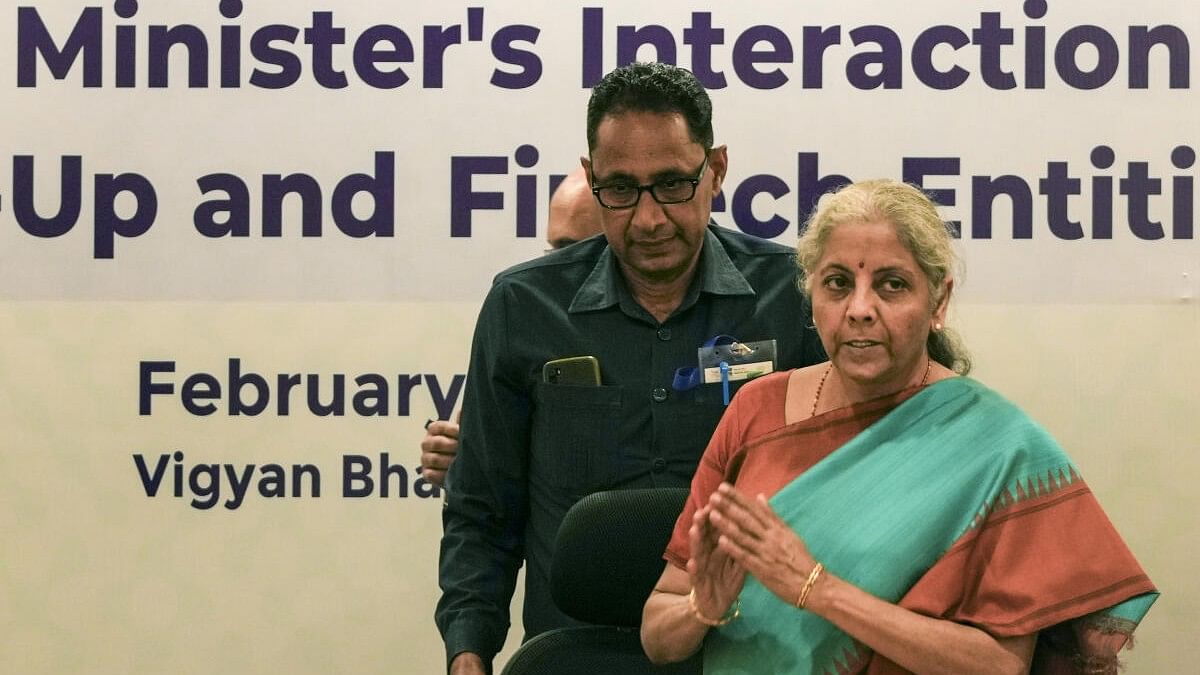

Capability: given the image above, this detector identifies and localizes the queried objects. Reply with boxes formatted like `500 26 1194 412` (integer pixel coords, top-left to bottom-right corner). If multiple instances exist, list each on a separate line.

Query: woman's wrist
797 564 838 616
795 561 825 609
688 588 741 626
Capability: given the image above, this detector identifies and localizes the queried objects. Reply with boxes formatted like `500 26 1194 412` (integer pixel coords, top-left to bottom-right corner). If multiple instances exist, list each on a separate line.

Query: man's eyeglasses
591 156 709 210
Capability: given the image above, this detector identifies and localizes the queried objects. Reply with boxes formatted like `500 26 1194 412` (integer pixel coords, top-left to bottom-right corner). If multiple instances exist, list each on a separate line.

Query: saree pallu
666 375 1157 674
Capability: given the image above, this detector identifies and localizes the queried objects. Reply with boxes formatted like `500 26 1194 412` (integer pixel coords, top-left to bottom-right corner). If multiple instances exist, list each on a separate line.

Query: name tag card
698 339 777 384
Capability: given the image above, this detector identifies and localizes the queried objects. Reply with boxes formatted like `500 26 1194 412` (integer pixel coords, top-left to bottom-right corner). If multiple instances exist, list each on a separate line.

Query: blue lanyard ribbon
672 335 738 404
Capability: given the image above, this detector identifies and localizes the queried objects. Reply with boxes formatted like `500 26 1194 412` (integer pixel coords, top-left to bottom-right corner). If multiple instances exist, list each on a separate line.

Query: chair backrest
551 487 690 628
499 487 700 675
499 625 702 675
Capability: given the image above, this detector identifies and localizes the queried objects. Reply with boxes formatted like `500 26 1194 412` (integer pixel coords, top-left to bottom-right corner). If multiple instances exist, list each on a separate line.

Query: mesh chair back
501 487 699 675
550 488 689 628
499 625 702 675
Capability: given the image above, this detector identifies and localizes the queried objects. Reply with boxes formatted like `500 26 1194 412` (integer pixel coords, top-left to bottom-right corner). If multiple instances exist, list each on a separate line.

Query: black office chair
500 488 703 675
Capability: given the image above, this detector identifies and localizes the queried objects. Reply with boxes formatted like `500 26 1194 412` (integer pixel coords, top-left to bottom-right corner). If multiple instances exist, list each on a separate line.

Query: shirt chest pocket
531 382 624 495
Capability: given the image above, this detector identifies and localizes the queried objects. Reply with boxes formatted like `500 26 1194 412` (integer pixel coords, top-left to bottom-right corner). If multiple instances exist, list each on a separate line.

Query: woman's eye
881 278 908 292
823 276 848 290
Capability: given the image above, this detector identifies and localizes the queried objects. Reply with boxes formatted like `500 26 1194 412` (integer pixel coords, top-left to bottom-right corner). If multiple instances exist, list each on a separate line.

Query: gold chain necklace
811 359 932 418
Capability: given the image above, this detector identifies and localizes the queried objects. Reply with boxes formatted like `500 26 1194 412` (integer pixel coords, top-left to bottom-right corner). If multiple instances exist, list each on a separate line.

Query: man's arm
435 284 531 672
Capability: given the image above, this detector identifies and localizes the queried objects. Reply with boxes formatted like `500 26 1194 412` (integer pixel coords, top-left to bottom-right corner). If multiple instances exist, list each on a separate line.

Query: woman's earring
933 322 942 332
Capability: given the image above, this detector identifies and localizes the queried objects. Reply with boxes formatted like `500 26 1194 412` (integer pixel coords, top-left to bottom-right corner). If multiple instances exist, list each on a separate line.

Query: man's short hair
586 62 714 153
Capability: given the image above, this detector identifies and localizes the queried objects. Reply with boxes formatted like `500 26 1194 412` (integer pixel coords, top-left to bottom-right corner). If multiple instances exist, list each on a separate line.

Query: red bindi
858 261 865 269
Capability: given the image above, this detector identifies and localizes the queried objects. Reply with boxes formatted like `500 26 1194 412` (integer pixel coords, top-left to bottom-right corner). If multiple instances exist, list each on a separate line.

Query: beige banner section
0 302 475 674
0 301 1195 672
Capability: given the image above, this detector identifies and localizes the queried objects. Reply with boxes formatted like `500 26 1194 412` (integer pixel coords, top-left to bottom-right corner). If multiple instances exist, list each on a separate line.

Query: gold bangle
796 562 824 610
688 588 740 626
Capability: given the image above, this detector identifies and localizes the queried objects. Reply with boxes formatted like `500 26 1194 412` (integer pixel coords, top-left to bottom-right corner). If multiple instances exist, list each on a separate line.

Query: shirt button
651 387 669 402
657 327 672 341
652 457 667 473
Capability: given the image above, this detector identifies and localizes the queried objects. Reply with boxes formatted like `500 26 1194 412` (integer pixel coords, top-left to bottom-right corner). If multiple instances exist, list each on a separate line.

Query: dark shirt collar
568 224 756 316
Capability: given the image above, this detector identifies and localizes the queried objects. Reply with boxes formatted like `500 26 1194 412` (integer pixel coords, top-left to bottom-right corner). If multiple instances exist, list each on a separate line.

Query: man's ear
708 145 728 197
580 156 593 185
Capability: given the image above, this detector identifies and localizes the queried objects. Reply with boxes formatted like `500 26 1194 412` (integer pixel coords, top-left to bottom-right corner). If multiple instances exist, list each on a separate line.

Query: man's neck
619 257 701 324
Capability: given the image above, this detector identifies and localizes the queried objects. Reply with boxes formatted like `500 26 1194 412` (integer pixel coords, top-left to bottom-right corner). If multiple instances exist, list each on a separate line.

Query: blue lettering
93 172 157 259
16 6 101 87
847 26 903 89
490 25 542 88
354 25 414 89
912 26 969 90
450 156 508 236
732 25 792 90
139 361 176 415
730 175 790 238
13 155 82 240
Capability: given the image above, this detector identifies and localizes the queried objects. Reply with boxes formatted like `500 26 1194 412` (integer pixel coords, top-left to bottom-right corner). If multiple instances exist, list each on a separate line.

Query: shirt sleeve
435 282 531 668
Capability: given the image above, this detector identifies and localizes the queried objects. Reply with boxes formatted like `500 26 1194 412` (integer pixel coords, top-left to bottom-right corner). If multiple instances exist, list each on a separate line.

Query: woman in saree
640 179 1157 674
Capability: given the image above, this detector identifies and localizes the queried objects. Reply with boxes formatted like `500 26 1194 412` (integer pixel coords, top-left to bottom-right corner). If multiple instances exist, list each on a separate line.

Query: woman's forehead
819 221 919 270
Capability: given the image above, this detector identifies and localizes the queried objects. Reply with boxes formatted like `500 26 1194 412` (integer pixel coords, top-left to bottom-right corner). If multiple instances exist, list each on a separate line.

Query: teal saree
666 375 1156 674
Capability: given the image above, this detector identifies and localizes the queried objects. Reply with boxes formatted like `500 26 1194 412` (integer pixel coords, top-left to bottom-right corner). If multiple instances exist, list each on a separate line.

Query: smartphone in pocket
542 356 601 386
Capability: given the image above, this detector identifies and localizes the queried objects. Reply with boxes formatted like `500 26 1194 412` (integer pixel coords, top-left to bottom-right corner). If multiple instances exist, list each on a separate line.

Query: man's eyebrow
590 169 635 184
649 167 693 181
591 165 695 184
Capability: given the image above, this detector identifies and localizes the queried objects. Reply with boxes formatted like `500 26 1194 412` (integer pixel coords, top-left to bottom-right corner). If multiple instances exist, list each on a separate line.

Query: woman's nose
846 286 877 323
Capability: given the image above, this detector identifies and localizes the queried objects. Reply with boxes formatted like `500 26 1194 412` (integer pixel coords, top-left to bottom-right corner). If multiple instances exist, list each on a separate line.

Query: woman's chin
833 357 887 383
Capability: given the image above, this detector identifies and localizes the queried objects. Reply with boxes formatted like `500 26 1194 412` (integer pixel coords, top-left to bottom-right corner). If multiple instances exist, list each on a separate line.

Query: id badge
698 339 777 384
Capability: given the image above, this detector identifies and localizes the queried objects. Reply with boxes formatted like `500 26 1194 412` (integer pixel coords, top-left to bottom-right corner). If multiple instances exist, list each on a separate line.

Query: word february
139 358 464 420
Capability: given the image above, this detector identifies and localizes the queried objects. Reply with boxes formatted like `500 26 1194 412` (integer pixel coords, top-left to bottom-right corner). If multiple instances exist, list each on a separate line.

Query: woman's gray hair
796 179 971 374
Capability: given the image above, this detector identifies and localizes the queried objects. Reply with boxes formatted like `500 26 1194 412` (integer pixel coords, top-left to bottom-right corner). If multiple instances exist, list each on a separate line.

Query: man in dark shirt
436 62 826 675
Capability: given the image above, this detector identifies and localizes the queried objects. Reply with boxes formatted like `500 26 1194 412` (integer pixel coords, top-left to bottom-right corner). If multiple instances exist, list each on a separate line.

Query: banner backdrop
1 1 1195 673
